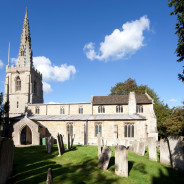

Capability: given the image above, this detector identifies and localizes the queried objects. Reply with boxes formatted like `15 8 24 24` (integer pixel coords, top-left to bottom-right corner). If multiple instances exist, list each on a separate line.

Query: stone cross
98 146 112 170
148 137 157 161
46 168 53 184
115 145 129 177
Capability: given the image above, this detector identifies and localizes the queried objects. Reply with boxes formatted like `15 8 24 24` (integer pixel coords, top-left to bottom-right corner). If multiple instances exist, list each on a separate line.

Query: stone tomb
98 146 112 170
115 145 129 177
148 137 157 161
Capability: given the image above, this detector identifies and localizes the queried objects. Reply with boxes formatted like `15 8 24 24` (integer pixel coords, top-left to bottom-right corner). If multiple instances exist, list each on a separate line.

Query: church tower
4 9 43 117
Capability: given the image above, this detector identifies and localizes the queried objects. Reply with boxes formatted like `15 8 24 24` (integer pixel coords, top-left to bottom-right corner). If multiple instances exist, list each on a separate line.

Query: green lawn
7 145 184 184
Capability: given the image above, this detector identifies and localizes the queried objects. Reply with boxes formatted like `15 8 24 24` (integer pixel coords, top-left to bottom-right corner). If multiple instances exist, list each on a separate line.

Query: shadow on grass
7 145 119 184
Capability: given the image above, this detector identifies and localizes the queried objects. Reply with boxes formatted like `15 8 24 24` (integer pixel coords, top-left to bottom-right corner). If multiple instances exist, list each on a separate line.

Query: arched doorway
20 125 32 145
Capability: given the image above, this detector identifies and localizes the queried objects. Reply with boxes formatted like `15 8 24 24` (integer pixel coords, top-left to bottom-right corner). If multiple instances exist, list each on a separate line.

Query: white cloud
47 101 60 104
11 57 18 66
43 81 52 93
169 99 177 102
0 60 4 69
84 15 150 61
33 56 76 82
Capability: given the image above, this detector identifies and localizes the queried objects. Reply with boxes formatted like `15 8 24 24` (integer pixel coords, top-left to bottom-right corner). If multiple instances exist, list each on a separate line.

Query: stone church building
5 10 158 146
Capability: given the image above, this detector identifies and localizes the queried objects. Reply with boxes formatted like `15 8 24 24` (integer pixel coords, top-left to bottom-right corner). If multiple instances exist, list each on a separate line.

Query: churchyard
6 144 184 184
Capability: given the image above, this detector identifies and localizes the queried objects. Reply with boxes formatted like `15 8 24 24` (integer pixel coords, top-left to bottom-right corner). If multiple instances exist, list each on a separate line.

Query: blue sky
0 0 183 107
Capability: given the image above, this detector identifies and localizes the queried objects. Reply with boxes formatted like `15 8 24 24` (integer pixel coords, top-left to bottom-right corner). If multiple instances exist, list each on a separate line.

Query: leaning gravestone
97 133 102 159
67 133 70 150
138 141 145 156
98 146 112 170
59 134 65 153
46 168 53 184
57 133 62 156
148 137 157 161
115 145 129 177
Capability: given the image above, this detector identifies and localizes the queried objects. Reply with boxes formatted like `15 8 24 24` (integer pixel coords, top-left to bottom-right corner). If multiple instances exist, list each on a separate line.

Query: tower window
116 105 123 113
124 124 134 138
17 101 19 108
60 107 65 114
98 106 105 113
15 76 21 91
35 107 40 114
136 105 143 113
79 106 83 114
21 51 24 56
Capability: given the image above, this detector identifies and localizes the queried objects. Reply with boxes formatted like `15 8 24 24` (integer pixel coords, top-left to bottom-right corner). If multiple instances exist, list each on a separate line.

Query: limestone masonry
5 10 158 146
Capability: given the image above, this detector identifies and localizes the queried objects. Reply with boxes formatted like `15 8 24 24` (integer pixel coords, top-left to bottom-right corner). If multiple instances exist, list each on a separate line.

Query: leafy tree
168 0 184 81
109 78 184 137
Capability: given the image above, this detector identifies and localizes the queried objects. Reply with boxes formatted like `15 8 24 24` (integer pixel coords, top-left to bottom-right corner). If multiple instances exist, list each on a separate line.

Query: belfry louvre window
98 106 105 113
16 76 21 91
124 124 134 138
60 107 65 114
95 123 102 137
67 123 73 136
35 107 40 114
79 106 83 114
136 105 143 113
116 105 123 113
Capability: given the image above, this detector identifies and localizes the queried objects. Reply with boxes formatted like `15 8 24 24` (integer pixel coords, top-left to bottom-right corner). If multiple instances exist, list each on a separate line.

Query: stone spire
18 9 33 67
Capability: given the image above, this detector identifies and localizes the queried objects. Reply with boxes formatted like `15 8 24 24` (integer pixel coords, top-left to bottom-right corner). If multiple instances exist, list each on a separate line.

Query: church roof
92 94 152 105
29 114 146 121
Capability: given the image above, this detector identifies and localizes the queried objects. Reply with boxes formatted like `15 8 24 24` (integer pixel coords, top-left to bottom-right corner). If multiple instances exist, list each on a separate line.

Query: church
4 10 158 146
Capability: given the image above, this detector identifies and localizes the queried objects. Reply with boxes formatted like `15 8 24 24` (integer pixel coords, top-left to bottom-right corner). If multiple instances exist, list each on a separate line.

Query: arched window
136 105 143 113
33 80 37 94
15 76 21 91
79 106 83 114
95 123 102 137
60 107 65 114
116 105 123 113
124 124 134 138
35 107 40 114
67 123 73 136
98 106 105 113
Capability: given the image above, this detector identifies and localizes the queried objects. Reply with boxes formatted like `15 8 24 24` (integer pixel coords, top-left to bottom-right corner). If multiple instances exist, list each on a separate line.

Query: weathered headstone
115 145 129 177
97 133 102 159
46 136 54 154
138 141 145 156
98 146 112 170
59 134 65 153
132 140 139 154
57 133 62 156
67 133 70 150
160 136 184 171
148 137 157 161
70 134 75 148
46 168 53 184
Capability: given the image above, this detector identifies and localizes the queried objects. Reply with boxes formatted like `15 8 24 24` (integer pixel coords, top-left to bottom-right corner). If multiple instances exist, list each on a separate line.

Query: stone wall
0 137 14 184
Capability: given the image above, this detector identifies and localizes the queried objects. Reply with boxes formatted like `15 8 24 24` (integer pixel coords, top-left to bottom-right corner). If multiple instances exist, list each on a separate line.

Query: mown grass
7 145 184 184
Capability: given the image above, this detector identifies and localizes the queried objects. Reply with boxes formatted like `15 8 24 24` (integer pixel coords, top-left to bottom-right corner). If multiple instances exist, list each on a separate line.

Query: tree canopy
109 78 184 137
168 0 184 81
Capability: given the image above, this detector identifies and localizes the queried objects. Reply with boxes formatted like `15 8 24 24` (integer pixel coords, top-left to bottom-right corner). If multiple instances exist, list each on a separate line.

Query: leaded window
136 105 143 113
98 106 105 113
15 76 21 91
124 124 134 138
116 105 123 113
67 123 73 136
95 123 102 137
79 106 83 114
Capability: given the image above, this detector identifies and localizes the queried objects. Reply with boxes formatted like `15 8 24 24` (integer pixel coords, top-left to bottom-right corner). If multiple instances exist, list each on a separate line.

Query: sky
0 0 183 107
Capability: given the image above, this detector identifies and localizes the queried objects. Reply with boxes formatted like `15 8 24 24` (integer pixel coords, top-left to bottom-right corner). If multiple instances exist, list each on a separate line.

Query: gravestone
138 141 145 156
67 133 70 150
160 136 184 171
46 168 53 184
115 145 129 177
148 137 157 161
132 140 139 154
70 134 75 149
59 134 65 153
46 136 53 154
97 133 102 159
98 146 112 170
57 133 62 156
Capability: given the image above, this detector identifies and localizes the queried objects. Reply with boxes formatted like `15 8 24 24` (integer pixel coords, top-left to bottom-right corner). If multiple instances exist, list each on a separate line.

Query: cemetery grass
7 145 184 184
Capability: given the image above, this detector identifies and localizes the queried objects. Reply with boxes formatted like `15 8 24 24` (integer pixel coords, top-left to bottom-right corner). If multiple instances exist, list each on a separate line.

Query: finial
25 7 28 19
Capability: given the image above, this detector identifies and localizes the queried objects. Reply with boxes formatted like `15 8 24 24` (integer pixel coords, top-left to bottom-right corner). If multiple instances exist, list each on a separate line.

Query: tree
109 78 183 137
168 0 184 81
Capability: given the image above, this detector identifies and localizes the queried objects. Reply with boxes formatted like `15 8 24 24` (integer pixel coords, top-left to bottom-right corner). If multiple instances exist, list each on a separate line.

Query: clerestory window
79 106 83 114
98 106 105 113
116 105 123 113
136 105 143 113
60 107 65 114
35 107 40 114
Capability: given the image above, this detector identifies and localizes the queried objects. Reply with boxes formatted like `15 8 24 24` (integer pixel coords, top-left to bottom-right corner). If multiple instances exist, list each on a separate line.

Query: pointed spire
17 8 33 67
